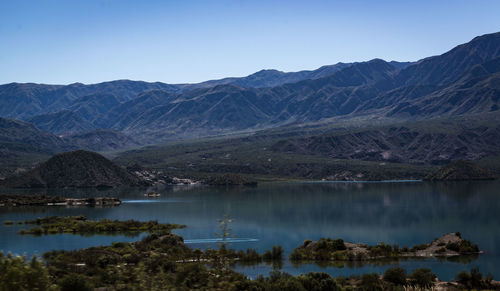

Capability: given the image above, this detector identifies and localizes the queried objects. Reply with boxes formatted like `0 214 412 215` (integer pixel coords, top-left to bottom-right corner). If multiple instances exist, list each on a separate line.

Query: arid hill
0 150 146 188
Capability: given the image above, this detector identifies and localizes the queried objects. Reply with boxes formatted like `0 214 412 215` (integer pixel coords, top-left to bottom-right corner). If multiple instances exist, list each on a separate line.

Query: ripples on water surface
1 180 499 280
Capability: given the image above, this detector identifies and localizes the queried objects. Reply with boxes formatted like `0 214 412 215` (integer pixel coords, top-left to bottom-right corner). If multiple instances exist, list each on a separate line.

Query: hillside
0 32 499 180
0 150 146 188
63 129 140 151
424 160 496 181
0 117 70 176
270 124 500 165
0 32 498 142
27 110 96 134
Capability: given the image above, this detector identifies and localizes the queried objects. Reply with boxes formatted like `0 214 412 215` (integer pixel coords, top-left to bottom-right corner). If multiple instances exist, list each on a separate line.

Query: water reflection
1 180 499 280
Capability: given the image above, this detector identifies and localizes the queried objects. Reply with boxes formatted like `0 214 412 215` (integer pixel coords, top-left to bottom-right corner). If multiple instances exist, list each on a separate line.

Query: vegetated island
17 215 184 236
290 232 480 261
0 194 121 207
2 216 497 290
424 160 496 181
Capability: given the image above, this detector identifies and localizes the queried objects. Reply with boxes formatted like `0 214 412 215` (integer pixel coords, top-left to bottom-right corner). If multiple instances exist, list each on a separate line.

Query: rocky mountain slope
63 129 139 152
271 124 500 165
0 32 499 180
0 32 498 142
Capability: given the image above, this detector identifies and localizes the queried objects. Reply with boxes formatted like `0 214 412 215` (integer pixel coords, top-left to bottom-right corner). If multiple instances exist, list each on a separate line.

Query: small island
144 191 160 197
18 215 184 236
0 194 121 207
290 232 480 261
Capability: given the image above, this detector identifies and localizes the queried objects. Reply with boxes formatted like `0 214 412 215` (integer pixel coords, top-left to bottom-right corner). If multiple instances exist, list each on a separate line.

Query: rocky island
0 194 121 207
290 232 480 261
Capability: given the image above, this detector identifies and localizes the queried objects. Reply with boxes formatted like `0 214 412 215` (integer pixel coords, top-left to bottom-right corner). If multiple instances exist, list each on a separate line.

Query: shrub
314 238 346 252
409 268 436 287
368 243 393 257
289 249 303 260
59 274 93 291
359 273 383 291
0 254 55 291
264 245 284 261
302 239 313 247
456 267 484 289
446 240 479 253
298 272 340 291
383 267 407 285
409 244 428 252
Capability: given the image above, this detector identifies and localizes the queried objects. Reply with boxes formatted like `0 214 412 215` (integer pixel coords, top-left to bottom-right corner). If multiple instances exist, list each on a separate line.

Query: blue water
1 181 499 280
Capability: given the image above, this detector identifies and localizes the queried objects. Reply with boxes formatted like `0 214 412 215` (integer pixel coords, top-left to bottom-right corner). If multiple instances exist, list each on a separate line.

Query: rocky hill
424 160 496 181
0 150 146 188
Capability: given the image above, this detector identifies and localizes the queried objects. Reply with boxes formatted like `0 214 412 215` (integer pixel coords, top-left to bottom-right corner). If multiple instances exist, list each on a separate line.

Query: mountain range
1 31 499 178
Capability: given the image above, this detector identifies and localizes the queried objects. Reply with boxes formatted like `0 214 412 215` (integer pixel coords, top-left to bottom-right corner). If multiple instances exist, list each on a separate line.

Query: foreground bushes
2 250 498 291
0 253 57 291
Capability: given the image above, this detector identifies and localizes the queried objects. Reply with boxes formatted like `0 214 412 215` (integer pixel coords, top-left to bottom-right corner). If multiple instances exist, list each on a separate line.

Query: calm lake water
1 180 499 280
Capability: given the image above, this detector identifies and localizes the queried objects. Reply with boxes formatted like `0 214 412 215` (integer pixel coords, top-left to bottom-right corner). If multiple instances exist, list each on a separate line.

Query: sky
1 0 499 85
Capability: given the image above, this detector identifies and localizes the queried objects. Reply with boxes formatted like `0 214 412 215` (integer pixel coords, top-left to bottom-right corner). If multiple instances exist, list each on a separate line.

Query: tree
215 214 235 249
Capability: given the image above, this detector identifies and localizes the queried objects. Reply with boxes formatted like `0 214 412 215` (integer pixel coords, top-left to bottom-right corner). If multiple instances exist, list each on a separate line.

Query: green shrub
456 267 484 289
383 267 407 285
368 242 393 257
59 274 93 291
359 273 383 291
298 272 340 291
409 268 436 287
0 254 55 291
446 240 479 253
409 243 428 252
264 245 284 261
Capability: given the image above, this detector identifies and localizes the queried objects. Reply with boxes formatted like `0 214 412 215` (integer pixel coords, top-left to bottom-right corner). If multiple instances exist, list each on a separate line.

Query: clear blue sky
1 0 499 85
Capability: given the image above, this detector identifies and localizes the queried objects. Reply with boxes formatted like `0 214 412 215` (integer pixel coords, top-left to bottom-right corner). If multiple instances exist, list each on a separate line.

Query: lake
1 180 499 280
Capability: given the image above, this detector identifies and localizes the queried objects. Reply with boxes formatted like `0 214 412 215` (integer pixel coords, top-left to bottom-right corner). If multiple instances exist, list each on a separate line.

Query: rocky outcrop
424 160 496 181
